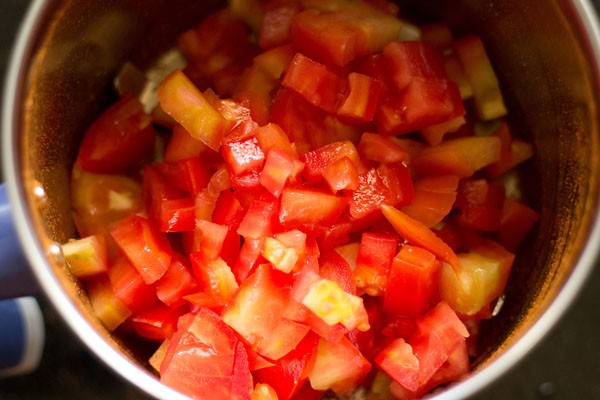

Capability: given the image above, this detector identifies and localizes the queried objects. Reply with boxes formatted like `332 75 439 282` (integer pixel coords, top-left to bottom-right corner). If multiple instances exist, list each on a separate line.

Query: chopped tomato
110 215 173 284
71 3 539 398
160 308 253 400
308 335 372 394
291 5 402 66
383 245 441 318
77 94 155 174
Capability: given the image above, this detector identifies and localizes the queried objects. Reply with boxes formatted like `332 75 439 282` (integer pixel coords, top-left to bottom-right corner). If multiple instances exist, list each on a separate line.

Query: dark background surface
1 0 600 399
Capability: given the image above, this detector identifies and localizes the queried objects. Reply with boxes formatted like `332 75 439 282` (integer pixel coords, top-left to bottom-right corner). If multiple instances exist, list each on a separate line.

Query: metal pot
2 0 599 399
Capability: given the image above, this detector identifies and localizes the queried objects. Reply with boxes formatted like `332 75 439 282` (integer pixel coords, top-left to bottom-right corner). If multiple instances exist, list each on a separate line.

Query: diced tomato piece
222 136 266 176
354 232 398 296
260 148 302 197
62 235 108 278
87 276 132 331
213 190 246 228
259 0 302 49
382 205 460 269
254 331 320 400
77 94 155 174
375 78 464 136
337 72 382 123
238 192 279 238
401 175 459 227
158 197 195 232
377 302 468 393
71 168 143 237
155 254 199 308
455 178 505 232
319 249 356 295
412 136 502 178
192 219 229 260
453 35 507 120
348 168 389 221
291 6 402 66
142 164 187 226
382 41 447 91
302 141 360 183
376 162 414 208
157 69 229 151
164 124 217 163
358 132 409 164
375 337 420 392
255 122 298 158
160 308 253 400
500 197 540 251
282 52 347 114
322 156 360 192
409 302 469 384
262 237 301 274
439 240 514 315
233 237 266 283
155 156 211 196
191 253 239 307
222 264 310 360
308 335 371 394
384 245 441 317
178 9 258 80
485 122 534 177
301 279 369 331
279 188 348 229
111 215 172 284
108 257 159 313
129 304 185 341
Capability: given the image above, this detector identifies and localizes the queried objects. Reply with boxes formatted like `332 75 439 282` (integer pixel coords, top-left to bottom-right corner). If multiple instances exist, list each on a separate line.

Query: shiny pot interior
4 0 600 399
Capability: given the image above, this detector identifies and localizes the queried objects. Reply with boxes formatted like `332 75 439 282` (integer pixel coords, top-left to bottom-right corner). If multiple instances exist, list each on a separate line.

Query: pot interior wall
15 0 600 389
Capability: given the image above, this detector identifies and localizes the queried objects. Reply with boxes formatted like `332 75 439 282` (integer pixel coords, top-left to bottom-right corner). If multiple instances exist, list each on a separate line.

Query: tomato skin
77 94 156 174
110 215 173 284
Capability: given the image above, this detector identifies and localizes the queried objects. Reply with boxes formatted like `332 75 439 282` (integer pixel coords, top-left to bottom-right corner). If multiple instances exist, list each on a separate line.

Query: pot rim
2 1 600 400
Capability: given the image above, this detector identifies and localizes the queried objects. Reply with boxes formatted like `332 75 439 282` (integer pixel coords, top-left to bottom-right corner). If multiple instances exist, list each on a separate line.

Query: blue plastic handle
0 183 39 299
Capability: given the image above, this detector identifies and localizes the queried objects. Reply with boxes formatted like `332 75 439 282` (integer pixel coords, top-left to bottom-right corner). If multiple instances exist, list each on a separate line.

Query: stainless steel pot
2 1 600 399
